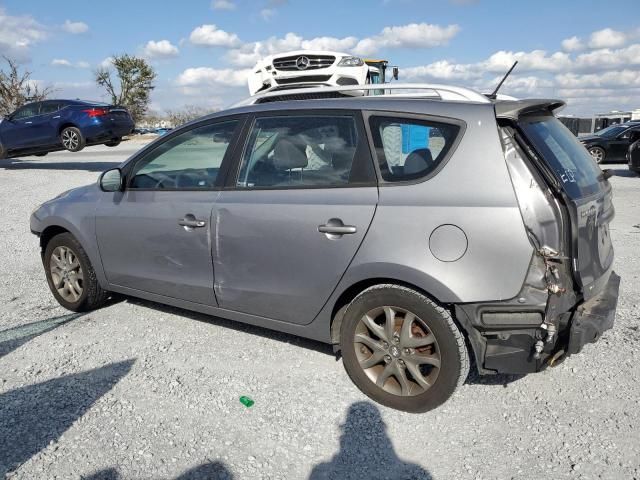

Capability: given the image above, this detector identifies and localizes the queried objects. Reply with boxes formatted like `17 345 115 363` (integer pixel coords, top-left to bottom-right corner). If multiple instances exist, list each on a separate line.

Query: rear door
33 101 63 146
95 118 242 305
519 115 614 298
212 110 378 324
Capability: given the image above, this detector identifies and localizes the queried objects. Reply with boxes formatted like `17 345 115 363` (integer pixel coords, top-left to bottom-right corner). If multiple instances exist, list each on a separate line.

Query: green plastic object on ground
239 396 254 408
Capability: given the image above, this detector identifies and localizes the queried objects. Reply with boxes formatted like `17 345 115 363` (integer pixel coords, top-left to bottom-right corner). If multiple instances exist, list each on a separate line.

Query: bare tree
95 54 156 122
0 56 53 116
165 105 218 127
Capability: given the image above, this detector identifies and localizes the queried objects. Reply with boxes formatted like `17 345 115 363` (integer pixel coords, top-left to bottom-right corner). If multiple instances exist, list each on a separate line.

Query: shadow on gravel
83 461 234 480
0 159 120 172
126 297 335 357
465 371 526 387
309 401 432 480
0 359 135 476
0 312 86 361
606 168 638 178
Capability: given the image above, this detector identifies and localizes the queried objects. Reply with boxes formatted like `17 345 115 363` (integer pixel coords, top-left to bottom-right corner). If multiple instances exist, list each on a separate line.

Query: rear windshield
519 115 603 198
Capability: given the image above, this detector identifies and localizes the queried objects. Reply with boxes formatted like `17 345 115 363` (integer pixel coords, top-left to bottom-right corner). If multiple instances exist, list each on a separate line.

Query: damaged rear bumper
566 271 620 355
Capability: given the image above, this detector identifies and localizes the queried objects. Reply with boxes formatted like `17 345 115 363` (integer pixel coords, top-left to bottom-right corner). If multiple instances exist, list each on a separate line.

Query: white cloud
402 60 481 81
211 0 235 10
62 20 89 34
189 24 241 47
142 39 179 59
0 8 47 60
588 28 627 49
176 67 251 87
260 8 275 21
354 23 460 55
484 49 572 73
99 57 114 69
51 58 90 68
300 36 358 52
561 36 583 52
51 58 72 67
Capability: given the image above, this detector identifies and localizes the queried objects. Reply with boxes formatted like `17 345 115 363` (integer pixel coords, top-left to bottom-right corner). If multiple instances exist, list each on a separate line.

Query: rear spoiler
494 99 566 120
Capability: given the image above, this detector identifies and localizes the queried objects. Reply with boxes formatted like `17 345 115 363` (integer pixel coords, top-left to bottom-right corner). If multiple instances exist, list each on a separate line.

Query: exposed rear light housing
84 107 108 117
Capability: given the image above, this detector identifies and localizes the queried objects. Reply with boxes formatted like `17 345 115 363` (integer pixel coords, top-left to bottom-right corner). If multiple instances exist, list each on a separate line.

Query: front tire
104 138 121 147
61 127 86 152
0 143 7 160
340 285 469 413
44 233 109 312
588 146 605 164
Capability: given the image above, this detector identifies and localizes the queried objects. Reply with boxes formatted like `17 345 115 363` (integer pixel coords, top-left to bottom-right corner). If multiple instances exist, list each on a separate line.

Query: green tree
95 54 156 122
0 56 53 116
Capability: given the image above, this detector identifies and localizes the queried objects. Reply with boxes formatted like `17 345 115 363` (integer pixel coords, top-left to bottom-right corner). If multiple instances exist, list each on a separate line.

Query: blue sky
1 0 639 115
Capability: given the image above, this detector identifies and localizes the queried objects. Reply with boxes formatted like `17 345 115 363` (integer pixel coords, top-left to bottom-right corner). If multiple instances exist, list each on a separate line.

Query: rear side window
519 116 603 198
369 116 461 182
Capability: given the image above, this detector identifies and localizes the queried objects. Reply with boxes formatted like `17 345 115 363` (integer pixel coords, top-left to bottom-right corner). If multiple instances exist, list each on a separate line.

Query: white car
248 50 369 95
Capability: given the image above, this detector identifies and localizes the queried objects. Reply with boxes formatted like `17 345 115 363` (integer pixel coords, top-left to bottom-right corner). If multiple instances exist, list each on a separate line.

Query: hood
578 135 600 143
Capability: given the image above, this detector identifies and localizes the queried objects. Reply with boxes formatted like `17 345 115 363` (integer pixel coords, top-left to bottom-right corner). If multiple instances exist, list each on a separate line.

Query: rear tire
61 127 86 152
104 138 122 147
588 146 605 164
44 233 109 312
340 284 469 413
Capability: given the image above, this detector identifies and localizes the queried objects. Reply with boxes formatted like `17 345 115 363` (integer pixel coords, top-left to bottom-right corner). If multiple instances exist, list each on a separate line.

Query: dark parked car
579 121 640 164
628 132 640 174
0 99 135 159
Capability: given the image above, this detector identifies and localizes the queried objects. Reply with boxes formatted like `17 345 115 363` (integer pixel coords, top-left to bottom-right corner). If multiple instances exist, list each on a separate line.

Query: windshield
519 115 604 198
594 125 627 138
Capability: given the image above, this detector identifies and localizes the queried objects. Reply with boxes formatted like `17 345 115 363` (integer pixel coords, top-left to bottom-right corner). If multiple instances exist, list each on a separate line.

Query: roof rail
233 83 491 107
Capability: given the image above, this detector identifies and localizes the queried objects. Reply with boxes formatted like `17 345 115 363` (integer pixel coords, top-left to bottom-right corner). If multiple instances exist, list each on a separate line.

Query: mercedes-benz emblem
296 56 310 70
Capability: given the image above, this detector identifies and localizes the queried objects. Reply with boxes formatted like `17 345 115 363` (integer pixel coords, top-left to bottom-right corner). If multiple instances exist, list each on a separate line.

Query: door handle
53 116 61 119
318 218 357 237
178 214 206 230
25 121 33 124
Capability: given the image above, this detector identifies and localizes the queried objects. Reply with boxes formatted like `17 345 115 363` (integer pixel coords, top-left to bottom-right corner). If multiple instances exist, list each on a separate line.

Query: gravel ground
1 143 639 480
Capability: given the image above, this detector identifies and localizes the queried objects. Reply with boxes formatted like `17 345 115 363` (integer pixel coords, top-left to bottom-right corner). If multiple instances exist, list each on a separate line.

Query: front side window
369 116 461 182
129 120 238 189
236 115 360 188
12 104 39 120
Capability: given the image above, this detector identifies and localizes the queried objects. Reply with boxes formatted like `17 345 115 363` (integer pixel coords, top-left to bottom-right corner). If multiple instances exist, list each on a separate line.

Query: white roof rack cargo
233 83 491 107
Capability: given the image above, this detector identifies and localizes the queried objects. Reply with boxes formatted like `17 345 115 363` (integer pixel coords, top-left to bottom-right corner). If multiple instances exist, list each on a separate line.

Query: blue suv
0 99 134 159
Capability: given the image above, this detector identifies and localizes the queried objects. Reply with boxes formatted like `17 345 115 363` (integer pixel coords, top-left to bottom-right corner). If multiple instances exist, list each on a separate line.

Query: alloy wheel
353 306 441 397
49 245 84 303
589 147 604 163
62 130 79 150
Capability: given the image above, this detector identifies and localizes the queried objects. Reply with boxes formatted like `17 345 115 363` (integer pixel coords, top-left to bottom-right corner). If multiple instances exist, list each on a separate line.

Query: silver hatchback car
30 85 620 412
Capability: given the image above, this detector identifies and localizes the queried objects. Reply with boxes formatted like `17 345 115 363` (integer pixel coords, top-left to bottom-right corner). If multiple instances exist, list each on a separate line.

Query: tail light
84 107 108 117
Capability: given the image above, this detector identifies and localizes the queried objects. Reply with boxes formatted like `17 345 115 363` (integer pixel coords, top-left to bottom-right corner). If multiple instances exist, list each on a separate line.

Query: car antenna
487 61 518 100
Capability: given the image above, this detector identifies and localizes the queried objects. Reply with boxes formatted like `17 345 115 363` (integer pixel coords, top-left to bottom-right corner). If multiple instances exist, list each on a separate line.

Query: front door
5 103 42 150
95 119 241 305
213 111 378 324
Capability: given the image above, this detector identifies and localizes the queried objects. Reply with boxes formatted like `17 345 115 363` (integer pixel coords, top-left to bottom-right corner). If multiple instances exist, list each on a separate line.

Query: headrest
404 148 433 175
273 139 308 170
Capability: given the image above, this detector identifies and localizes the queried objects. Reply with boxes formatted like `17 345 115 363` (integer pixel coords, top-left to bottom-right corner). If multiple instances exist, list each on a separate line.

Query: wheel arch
328 276 481 377
40 225 71 254
330 277 450 345
58 122 79 136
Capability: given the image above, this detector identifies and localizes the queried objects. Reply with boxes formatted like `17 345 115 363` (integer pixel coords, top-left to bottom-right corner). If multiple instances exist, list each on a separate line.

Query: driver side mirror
99 168 123 192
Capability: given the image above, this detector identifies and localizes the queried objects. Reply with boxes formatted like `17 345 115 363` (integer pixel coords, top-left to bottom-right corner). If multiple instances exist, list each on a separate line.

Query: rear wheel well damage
329 278 480 371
